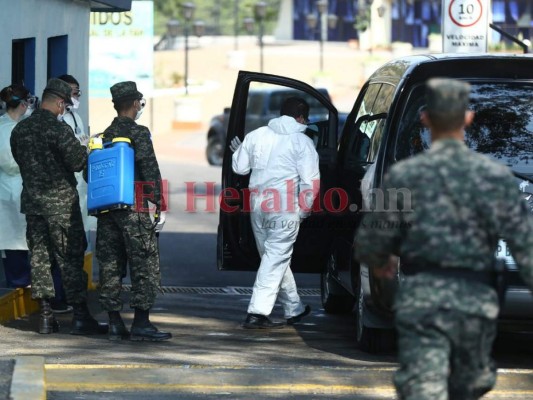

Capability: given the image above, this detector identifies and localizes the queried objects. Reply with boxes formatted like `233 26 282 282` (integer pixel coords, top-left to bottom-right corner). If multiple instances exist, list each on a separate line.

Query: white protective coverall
63 110 96 237
232 115 320 318
0 113 27 250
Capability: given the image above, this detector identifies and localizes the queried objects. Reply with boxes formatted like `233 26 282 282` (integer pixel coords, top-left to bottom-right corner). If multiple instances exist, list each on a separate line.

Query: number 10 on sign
449 0 483 28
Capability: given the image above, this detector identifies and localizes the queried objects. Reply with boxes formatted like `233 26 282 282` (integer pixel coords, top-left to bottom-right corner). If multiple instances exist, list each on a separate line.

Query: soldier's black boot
70 302 108 335
130 308 172 342
108 311 130 341
39 299 60 334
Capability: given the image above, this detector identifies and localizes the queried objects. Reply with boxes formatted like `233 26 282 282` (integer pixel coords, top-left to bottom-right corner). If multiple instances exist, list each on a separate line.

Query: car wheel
355 273 396 354
320 253 356 314
206 137 224 166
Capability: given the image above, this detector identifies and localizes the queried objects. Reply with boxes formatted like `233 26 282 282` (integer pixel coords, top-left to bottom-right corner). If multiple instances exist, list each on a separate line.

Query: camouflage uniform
95 82 164 312
10 81 88 304
356 79 533 400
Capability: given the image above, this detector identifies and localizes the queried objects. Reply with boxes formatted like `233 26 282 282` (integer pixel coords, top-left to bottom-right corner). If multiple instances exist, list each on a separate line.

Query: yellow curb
44 364 533 397
0 288 38 324
10 356 46 400
47 382 396 395
0 252 95 324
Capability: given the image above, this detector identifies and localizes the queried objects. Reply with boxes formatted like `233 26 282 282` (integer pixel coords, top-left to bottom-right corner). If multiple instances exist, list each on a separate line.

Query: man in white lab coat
231 97 320 328
57 74 95 237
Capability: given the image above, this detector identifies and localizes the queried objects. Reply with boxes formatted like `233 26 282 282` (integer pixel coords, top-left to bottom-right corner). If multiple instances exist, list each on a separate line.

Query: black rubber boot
108 311 130 341
39 299 60 334
70 302 108 335
130 308 172 342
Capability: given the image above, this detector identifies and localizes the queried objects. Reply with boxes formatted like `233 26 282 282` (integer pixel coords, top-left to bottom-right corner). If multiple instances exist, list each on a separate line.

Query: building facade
0 0 131 123
276 0 532 48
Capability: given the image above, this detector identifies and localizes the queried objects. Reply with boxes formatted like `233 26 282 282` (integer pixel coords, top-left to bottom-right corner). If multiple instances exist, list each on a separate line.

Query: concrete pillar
274 0 294 40
370 1 392 49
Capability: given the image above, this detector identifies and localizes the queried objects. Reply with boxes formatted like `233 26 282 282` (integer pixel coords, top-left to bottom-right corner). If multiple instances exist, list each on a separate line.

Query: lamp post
243 1 267 73
182 2 195 95
193 20 206 38
166 19 180 50
234 0 240 50
306 0 337 72
212 2 221 36
255 1 267 73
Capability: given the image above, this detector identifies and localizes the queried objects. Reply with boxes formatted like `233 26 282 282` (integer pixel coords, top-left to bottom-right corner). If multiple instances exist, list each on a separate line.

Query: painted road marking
45 364 533 397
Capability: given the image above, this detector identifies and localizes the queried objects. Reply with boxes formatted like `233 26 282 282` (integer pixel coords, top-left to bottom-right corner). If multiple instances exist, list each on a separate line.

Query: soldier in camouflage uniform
95 81 170 341
356 78 533 399
10 78 107 335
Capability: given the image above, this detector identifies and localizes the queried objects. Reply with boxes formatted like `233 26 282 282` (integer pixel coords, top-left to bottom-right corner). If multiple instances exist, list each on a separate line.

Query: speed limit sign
443 0 489 53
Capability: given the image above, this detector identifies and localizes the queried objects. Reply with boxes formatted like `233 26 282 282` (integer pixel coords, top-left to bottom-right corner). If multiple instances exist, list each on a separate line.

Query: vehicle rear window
268 89 329 120
395 82 533 179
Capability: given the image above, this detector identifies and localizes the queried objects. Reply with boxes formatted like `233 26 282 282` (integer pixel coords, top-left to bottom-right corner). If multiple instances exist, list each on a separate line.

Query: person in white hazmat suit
231 97 320 329
0 84 35 288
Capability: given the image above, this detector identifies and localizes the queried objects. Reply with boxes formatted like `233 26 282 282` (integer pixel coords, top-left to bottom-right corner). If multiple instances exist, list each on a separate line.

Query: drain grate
121 285 319 296
229 287 253 295
298 288 320 296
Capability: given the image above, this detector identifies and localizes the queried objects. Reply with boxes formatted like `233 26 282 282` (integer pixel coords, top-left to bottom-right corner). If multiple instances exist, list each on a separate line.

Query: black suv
218 55 533 353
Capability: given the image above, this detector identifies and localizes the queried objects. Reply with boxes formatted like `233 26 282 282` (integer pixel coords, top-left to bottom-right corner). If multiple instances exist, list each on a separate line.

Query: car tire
320 253 356 314
206 137 224 166
355 273 396 354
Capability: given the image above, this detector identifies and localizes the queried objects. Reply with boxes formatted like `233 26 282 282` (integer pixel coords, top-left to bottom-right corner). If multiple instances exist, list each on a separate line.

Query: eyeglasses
139 98 146 108
72 89 82 98
21 95 37 109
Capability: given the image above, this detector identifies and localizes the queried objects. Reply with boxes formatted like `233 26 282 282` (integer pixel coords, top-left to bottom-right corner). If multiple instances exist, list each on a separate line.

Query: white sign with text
89 1 154 98
442 0 489 53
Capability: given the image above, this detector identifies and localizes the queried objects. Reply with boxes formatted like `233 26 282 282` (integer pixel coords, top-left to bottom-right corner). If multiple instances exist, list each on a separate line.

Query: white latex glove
154 211 166 233
229 137 242 153
79 134 90 147
78 134 90 146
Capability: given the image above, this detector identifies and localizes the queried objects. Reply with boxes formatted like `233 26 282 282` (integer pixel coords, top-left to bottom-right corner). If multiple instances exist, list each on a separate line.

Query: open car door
217 71 339 273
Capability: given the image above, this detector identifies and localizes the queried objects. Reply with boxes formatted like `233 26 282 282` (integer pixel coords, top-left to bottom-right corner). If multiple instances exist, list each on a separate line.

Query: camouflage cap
425 78 471 116
110 81 143 104
43 78 74 105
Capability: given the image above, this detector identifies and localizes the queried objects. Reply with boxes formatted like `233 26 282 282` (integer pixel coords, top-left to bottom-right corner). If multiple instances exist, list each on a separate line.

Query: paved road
3 290 533 399
2 131 533 399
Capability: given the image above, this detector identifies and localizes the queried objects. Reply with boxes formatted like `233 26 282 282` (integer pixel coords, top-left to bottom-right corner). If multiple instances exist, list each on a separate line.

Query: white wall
0 0 90 127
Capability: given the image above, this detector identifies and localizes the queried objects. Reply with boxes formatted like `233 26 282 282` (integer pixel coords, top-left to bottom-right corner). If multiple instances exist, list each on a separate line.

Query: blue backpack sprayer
87 137 135 215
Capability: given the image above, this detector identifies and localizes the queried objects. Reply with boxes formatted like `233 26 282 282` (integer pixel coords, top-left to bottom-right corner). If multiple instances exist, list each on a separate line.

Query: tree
152 0 281 36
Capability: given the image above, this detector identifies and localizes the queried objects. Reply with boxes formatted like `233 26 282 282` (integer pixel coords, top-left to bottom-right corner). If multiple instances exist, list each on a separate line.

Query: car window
247 93 263 115
245 83 332 151
371 84 395 115
368 118 387 161
343 84 394 168
363 85 394 162
268 90 328 122
355 84 381 121
395 82 533 178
